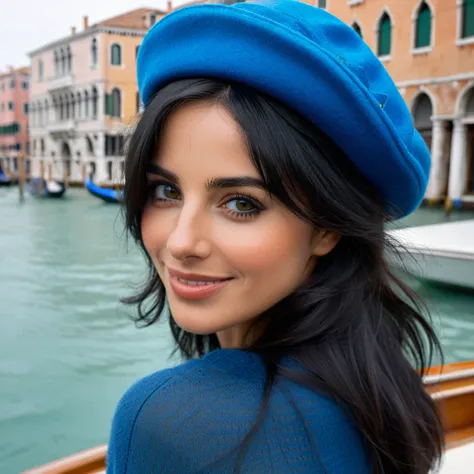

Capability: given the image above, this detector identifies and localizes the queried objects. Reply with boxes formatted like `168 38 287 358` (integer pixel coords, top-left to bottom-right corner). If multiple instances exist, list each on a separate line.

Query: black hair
122 78 444 474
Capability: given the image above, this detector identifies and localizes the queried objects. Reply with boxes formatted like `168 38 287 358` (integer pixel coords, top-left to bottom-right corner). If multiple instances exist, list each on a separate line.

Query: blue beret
137 0 430 219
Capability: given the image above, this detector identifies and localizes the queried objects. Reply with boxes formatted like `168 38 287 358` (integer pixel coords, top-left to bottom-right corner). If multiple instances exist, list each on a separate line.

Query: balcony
47 74 74 92
47 120 76 138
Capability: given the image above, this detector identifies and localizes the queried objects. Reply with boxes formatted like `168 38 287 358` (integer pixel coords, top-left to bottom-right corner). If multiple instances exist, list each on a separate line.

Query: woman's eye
225 197 261 216
153 183 180 201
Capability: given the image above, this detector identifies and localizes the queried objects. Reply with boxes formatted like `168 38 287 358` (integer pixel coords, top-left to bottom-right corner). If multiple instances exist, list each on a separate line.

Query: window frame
377 11 393 59
110 43 122 66
457 0 474 45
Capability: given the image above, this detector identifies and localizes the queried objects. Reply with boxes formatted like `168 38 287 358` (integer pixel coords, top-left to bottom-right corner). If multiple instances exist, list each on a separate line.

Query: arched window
67 46 72 73
30 103 36 127
412 93 433 148
107 161 113 180
38 60 44 81
54 51 59 76
378 12 392 57
92 87 98 118
77 92 82 119
65 95 70 119
352 22 363 39
38 103 43 126
52 97 58 122
44 99 49 124
91 38 98 66
108 88 121 117
111 44 122 66
71 93 75 119
462 0 474 38
59 96 64 120
415 1 432 48
84 90 90 118
86 136 94 155
466 88 474 116
60 48 66 75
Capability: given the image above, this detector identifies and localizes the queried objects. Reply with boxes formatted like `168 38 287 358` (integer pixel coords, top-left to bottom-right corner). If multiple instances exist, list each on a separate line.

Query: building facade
28 7 167 184
317 0 474 208
0 67 30 175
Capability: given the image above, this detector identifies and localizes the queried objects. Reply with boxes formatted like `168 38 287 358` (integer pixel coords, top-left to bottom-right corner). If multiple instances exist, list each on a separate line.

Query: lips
167 267 233 301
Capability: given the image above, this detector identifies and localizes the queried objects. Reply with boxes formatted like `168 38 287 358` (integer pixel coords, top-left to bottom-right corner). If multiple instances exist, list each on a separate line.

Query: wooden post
47 163 52 181
18 154 25 201
63 170 69 190
82 164 86 185
39 161 45 198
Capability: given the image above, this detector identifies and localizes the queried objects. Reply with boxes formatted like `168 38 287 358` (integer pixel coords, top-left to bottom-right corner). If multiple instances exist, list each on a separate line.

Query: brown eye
235 200 254 212
153 183 180 201
163 185 179 199
225 196 261 216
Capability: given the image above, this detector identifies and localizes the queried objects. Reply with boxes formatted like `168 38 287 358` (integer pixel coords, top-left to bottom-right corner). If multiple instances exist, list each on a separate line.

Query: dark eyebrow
146 163 179 185
147 163 267 191
205 177 267 191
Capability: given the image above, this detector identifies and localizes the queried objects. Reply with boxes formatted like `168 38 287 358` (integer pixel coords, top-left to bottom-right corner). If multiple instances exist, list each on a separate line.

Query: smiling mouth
175 277 227 286
167 270 233 301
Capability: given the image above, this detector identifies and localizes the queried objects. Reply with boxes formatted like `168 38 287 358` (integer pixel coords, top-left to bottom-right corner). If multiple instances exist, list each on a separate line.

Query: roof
28 7 166 57
95 7 167 30
174 0 211 9
0 66 30 78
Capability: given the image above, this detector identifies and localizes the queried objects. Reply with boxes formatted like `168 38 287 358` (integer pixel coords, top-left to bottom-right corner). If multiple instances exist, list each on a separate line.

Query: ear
311 229 341 257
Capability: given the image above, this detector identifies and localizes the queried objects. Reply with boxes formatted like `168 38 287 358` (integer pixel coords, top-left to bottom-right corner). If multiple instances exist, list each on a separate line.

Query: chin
169 303 246 337
170 309 225 336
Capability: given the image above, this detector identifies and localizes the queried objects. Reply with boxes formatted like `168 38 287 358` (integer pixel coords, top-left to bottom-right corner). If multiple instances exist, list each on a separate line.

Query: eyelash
147 181 264 220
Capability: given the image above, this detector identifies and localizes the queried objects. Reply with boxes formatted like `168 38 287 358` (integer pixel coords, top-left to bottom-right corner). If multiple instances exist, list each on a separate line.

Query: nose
166 205 211 261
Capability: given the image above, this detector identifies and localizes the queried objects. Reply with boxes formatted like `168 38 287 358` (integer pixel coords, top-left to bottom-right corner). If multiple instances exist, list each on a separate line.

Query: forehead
155 101 259 178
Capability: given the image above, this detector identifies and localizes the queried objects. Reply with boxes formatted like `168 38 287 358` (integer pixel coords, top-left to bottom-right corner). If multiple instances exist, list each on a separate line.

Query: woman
107 1 444 473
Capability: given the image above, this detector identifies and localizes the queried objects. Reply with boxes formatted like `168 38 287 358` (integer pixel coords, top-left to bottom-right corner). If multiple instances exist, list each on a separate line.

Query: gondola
0 169 12 187
85 179 122 204
28 178 66 198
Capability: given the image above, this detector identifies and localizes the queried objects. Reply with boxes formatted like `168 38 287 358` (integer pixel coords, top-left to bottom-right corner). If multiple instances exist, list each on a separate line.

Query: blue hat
137 0 430 219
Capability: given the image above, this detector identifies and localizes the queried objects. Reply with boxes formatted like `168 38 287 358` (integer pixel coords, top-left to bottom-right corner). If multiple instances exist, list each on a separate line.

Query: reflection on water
0 188 473 473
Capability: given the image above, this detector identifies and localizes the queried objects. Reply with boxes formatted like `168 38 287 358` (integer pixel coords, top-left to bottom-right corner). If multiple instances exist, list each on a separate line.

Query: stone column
95 132 107 183
425 120 447 202
446 120 467 209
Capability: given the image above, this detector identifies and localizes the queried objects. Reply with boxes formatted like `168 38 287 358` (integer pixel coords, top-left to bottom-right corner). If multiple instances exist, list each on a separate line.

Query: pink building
0 67 30 175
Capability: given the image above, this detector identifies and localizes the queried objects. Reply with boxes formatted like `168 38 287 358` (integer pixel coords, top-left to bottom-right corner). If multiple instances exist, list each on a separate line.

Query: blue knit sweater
107 349 370 473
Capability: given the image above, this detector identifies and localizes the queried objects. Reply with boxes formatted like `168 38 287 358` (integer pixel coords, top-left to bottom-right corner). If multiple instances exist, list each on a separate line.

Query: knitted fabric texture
107 349 369 473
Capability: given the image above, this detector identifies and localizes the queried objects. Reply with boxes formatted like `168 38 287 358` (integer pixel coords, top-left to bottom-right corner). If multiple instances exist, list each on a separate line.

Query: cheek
217 217 312 275
141 206 167 257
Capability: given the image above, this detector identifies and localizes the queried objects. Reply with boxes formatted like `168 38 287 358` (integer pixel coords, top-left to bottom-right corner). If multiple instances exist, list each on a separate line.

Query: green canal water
1 187 474 473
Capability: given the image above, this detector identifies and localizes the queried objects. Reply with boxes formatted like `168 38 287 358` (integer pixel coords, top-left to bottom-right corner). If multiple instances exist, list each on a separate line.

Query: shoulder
106 350 265 473
106 350 369 473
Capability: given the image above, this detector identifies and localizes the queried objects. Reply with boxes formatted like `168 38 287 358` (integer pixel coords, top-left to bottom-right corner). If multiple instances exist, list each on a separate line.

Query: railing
47 74 74 91
47 120 76 134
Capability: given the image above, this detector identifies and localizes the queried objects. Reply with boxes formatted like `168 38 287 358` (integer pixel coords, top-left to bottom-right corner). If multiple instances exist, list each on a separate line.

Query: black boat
28 178 66 198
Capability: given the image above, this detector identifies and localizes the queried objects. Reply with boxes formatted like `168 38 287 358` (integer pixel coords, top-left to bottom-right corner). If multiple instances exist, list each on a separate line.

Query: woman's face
141 101 339 347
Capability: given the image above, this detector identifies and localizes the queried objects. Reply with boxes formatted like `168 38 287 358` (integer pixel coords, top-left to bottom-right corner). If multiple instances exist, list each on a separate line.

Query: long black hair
122 78 444 474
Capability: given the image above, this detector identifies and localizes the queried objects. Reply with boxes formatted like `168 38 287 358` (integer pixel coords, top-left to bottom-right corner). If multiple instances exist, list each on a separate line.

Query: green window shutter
318 0 327 9
416 4 431 48
105 94 113 116
463 0 474 38
378 15 392 56
111 45 121 65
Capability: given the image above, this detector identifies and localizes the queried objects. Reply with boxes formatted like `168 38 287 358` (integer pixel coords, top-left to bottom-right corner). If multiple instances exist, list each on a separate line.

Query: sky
1 1 188 70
